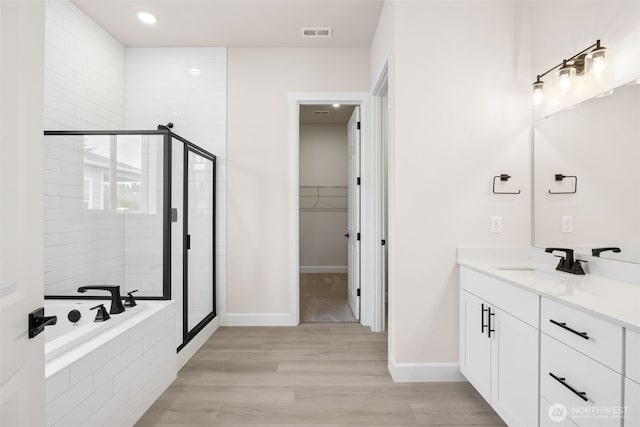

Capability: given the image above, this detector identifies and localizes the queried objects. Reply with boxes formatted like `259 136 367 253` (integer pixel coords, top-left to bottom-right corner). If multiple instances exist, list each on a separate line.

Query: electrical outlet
491 216 502 234
562 216 573 233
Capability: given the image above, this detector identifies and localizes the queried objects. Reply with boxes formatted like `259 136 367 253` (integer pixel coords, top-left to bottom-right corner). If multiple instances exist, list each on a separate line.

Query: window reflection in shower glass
43 133 165 297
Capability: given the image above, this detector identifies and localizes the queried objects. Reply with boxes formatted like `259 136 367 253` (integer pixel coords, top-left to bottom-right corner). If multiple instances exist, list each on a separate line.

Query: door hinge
357 232 361 241
186 234 191 250
381 239 386 246
357 121 361 130
357 289 361 297
357 177 361 185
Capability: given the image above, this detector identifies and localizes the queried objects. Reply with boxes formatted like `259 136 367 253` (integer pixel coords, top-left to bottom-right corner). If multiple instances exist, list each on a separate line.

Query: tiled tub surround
458 247 640 426
45 300 176 427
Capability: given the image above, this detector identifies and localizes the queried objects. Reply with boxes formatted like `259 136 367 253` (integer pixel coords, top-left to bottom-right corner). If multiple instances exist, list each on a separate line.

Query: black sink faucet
77 285 126 314
545 248 586 275
591 247 621 257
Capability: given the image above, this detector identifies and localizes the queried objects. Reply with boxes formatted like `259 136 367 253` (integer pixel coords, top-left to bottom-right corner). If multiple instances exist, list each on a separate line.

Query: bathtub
44 300 176 427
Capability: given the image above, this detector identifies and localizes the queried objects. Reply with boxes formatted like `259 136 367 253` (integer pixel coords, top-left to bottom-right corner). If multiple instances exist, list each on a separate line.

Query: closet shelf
299 185 347 212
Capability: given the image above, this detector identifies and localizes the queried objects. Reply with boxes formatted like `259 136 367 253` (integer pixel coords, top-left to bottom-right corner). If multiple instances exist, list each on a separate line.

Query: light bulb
332 104 341 108
557 63 575 94
532 80 544 109
590 51 607 82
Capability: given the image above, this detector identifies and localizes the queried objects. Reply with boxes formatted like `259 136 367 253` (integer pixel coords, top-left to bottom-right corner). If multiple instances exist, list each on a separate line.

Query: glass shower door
185 147 215 339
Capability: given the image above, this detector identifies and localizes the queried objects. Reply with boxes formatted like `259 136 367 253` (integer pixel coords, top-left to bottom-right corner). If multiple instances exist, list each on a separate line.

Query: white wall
227 48 370 319
299 123 348 271
531 1 640 120
125 47 227 329
380 1 532 373
43 0 126 296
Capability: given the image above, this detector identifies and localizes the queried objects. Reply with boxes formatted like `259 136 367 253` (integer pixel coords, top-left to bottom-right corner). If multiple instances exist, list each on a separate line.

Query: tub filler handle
28 307 58 338
90 304 111 322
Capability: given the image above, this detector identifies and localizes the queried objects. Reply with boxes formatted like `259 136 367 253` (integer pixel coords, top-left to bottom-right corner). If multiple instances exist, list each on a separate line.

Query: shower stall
43 125 216 350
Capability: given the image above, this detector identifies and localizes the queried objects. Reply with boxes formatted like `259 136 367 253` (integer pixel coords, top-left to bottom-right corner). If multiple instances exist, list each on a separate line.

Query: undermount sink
494 267 563 281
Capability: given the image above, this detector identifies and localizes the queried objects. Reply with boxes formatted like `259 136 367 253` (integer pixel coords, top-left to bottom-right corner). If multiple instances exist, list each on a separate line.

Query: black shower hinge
357 233 361 241
357 289 361 297
357 121 361 130
381 239 386 246
357 177 361 185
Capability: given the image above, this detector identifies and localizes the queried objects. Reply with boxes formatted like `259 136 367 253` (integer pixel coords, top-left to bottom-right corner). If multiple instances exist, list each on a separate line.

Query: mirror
534 80 640 263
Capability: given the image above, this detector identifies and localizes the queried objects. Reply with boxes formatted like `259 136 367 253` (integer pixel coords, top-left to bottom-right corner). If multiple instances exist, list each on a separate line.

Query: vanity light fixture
332 103 341 108
531 40 608 108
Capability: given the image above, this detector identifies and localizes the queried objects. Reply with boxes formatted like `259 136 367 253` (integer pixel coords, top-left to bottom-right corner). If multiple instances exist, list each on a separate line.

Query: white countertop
458 259 640 333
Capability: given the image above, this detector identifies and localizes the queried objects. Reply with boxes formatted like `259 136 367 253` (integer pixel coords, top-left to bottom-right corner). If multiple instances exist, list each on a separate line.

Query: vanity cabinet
626 330 640 426
460 268 539 427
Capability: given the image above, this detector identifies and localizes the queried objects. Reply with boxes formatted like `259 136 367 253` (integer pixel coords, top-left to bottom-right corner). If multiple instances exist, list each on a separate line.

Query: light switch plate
562 216 573 233
491 216 502 234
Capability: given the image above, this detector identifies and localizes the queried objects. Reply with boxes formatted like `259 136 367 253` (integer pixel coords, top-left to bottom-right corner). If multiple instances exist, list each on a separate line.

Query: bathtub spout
77 285 126 314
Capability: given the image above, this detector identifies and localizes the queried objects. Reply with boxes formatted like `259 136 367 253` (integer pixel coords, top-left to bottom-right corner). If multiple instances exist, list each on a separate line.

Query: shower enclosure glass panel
44 133 164 297
186 150 215 333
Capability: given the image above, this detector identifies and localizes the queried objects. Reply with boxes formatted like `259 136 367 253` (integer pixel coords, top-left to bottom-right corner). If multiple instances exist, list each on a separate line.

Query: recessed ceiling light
137 11 157 25
189 68 201 75
332 104 341 108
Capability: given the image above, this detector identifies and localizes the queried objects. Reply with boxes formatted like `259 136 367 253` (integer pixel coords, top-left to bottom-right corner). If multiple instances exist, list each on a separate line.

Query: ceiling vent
313 111 330 115
302 27 332 38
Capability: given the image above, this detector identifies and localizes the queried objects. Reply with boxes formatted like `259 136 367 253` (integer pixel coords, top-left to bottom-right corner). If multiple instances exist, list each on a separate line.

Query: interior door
0 2 46 425
347 106 361 320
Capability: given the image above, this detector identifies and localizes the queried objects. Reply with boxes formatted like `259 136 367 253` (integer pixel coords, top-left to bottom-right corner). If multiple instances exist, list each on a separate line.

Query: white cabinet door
626 378 640 427
491 307 539 427
460 290 491 402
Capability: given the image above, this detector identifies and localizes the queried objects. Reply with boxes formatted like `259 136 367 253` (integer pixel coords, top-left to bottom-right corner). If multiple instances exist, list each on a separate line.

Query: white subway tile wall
125 47 227 324
44 0 127 296
45 302 176 427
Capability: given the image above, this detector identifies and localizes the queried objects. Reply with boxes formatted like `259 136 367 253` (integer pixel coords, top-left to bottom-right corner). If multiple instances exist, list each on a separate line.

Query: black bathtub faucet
77 285 126 314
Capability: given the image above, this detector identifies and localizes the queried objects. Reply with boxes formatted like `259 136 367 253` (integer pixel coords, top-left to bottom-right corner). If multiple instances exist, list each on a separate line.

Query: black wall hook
549 174 577 194
492 174 521 195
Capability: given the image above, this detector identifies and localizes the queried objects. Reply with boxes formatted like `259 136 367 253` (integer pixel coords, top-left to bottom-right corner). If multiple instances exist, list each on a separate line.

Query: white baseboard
177 316 219 370
225 312 295 326
300 266 348 274
388 357 467 382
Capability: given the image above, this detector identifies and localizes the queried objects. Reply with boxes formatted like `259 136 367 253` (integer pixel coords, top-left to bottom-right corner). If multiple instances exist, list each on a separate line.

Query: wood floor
136 323 505 426
300 273 357 323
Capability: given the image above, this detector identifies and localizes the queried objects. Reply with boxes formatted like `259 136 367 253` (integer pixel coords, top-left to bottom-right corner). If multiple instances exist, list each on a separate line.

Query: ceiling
300 105 355 124
72 0 384 47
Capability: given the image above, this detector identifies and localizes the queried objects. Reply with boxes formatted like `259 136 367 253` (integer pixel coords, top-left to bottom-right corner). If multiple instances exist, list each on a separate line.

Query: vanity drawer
626 378 640 427
626 329 640 384
460 267 539 327
540 334 622 427
540 395 578 427
541 298 623 372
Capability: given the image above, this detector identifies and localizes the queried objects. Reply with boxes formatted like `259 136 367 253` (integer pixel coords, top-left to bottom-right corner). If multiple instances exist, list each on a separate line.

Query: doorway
298 104 359 323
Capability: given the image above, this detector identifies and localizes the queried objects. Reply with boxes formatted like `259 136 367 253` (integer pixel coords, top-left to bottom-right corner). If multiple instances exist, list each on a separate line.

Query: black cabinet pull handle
550 319 589 340
549 372 588 402
488 307 496 338
481 303 489 334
